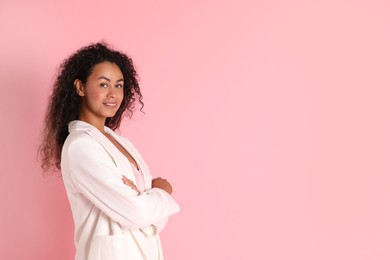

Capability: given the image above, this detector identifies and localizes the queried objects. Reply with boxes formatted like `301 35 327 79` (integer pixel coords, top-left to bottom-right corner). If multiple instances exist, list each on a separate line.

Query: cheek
95 92 106 101
90 89 106 100
84 90 105 106
118 89 125 101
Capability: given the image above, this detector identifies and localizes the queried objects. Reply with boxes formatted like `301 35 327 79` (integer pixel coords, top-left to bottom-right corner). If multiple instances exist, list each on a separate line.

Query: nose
106 86 117 98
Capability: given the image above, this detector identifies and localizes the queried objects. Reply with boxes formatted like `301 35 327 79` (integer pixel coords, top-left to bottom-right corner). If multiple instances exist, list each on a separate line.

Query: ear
74 79 85 97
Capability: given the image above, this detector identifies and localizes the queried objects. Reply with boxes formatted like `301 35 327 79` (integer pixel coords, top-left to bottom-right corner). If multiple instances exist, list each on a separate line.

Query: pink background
1 0 390 259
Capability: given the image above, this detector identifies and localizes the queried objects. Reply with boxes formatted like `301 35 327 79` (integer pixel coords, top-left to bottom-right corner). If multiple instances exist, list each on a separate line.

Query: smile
103 102 117 108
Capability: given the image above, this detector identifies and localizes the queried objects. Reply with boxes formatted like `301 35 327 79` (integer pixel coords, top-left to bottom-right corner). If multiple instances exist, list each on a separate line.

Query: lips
103 102 118 108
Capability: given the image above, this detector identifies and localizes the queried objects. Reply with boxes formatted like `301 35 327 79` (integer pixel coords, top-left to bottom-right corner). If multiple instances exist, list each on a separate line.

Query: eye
116 84 123 89
100 83 109 88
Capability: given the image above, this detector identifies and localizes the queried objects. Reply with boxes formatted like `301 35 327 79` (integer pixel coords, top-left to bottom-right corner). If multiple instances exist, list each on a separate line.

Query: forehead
89 61 123 79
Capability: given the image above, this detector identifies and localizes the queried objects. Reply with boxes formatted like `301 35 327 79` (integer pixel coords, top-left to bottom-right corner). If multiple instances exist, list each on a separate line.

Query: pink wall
1 0 390 259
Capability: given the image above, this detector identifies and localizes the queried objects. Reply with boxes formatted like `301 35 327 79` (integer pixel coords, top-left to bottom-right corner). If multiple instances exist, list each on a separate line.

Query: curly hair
39 42 143 174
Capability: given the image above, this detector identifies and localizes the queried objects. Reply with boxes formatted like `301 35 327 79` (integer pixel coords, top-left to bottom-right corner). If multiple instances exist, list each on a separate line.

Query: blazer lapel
105 128 152 189
69 120 151 189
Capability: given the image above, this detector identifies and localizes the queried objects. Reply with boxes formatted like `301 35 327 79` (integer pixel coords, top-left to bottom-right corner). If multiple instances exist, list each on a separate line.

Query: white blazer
61 120 180 260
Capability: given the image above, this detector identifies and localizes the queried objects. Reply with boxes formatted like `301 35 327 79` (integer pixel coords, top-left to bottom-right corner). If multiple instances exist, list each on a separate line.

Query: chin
107 113 118 118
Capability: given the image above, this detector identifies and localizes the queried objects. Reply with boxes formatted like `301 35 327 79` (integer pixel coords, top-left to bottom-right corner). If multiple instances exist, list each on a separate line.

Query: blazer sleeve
61 133 180 229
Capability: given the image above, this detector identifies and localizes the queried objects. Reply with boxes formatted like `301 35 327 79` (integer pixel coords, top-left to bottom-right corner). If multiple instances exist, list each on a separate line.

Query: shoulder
64 121 105 150
62 130 104 159
64 130 96 148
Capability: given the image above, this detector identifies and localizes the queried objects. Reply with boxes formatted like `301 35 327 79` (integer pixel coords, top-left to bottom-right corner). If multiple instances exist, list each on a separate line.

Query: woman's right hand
152 177 173 195
122 175 141 195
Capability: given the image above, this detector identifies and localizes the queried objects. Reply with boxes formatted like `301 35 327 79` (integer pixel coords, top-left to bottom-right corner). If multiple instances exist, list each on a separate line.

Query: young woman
39 43 180 260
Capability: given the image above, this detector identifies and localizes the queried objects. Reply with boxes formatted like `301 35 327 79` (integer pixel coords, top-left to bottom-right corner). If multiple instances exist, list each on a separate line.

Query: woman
39 43 180 260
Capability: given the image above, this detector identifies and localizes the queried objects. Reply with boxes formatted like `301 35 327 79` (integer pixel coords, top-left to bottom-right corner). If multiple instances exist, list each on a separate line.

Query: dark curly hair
39 42 143 174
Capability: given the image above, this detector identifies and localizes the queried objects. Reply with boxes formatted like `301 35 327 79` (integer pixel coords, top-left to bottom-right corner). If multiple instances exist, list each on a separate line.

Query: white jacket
61 120 180 260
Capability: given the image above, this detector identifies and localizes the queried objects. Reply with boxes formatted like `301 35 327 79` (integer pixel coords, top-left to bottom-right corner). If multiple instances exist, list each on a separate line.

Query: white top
61 120 180 260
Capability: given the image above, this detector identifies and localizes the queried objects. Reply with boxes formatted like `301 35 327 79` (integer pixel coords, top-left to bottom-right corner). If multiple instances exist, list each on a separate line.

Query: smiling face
74 61 124 130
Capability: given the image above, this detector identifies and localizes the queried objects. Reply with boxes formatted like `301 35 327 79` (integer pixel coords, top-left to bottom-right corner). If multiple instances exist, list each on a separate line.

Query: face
75 61 124 126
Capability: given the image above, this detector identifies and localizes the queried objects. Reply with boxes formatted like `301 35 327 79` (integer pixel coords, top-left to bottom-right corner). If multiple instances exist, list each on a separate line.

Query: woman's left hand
122 175 140 195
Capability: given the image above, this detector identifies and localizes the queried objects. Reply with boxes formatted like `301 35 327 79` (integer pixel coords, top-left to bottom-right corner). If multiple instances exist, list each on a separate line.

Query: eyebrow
98 76 124 82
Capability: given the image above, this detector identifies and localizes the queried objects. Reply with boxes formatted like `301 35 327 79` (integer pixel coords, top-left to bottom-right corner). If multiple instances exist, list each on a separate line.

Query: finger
122 176 133 182
121 177 140 193
123 182 140 194
123 180 135 187
122 178 135 187
122 176 132 182
123 179 133 185
122 175 132 181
